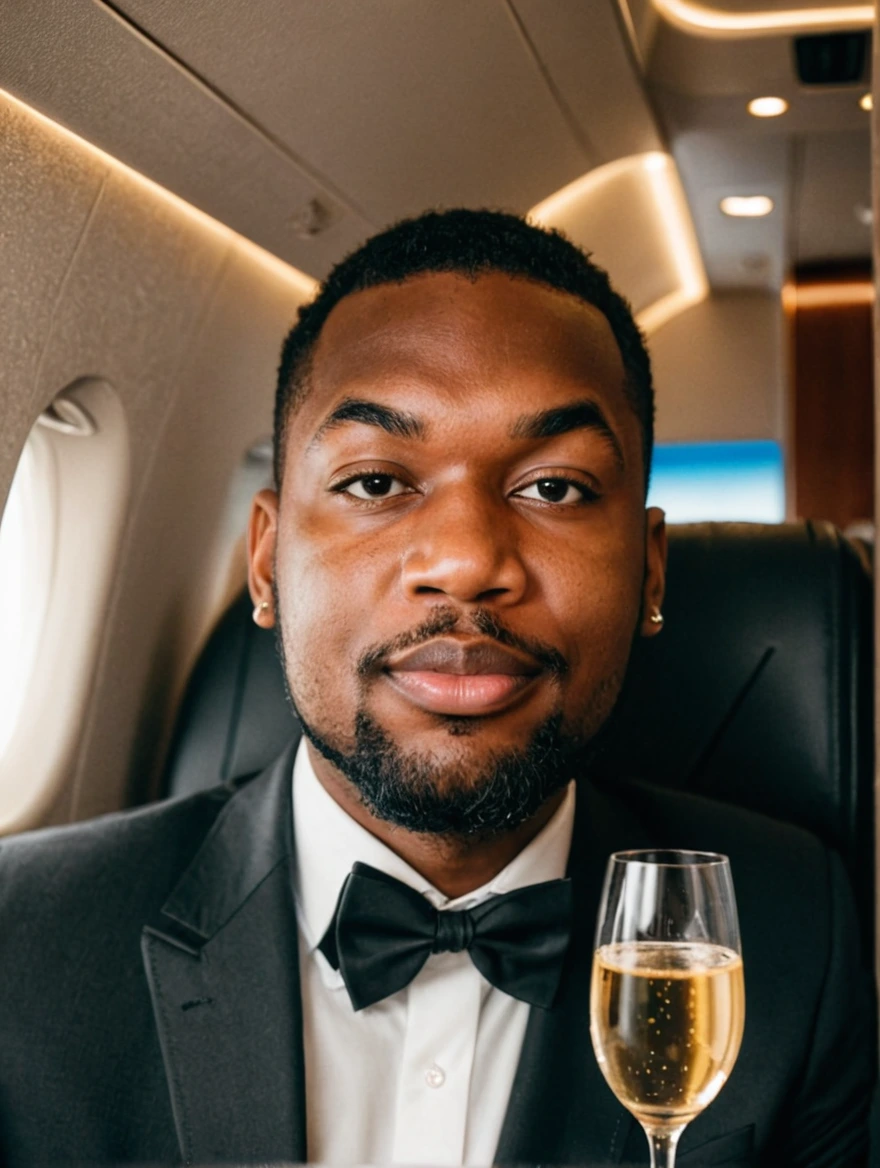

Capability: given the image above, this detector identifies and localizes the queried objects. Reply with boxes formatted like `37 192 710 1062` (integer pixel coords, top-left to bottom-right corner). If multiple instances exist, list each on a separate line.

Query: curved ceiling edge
530 153 709 337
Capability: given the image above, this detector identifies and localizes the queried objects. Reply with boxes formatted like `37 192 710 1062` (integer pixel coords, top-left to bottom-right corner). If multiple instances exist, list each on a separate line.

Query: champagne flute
590 850 745 1168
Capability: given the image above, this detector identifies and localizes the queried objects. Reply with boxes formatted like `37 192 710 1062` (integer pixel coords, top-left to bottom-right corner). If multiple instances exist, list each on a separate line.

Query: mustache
356 606 569 680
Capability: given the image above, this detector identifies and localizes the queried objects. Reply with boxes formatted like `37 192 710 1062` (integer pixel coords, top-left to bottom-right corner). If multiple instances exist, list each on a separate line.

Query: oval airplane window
0 428 55 759
0 378 129 833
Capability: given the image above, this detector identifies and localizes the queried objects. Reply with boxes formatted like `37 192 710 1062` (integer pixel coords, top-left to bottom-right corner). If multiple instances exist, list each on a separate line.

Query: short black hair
274 208 654 489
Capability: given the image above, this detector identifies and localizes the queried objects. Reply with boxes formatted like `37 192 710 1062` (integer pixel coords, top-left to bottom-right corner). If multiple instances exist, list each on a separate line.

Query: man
0 209 873 1167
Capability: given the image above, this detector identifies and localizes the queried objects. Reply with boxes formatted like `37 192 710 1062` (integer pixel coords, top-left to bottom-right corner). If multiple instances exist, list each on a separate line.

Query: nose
400 484 528 606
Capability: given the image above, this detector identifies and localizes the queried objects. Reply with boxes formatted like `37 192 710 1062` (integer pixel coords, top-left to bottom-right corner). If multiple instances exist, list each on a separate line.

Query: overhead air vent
794 32 869 85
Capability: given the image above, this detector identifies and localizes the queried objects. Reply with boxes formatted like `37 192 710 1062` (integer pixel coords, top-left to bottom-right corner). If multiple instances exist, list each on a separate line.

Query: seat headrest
164 520 872 928
166 588 299 800
593 522 872 874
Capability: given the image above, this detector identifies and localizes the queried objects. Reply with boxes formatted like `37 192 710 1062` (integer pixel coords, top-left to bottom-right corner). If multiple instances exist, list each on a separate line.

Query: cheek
275 533 362 734
274 514 396 741
545 526 644 682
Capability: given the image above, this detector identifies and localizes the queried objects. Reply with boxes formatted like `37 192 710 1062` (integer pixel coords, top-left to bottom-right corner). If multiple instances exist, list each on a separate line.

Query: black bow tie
319 861 573 1012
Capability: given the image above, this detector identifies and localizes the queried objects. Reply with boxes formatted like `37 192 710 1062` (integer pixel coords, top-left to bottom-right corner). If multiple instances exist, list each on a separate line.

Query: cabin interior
0 0 876 1037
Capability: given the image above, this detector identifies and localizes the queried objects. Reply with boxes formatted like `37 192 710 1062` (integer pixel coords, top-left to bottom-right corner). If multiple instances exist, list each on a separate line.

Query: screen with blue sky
647 440 785 523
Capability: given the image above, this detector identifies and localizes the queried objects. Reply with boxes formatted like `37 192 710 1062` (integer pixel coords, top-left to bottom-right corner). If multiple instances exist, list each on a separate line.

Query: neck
307 741 567 899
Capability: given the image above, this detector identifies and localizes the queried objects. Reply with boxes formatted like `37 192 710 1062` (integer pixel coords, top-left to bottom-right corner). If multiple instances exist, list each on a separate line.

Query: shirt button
425 1063 446 1088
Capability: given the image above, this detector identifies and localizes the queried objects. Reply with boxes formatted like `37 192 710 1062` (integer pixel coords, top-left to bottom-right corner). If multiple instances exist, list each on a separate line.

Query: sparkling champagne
591 941 744 1127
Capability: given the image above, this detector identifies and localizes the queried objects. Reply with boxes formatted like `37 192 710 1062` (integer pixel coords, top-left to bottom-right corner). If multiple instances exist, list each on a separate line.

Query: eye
338 473 409 500
514 478 596 505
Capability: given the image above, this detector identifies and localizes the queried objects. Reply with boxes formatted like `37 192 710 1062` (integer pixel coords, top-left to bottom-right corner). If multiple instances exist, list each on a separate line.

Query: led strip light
0 88 318 297
784 281 875 308
651 0 874 38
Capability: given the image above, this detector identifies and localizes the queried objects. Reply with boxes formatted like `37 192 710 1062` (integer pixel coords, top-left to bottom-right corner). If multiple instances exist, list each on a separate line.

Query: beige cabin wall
648 291 787 447
0 93 314 829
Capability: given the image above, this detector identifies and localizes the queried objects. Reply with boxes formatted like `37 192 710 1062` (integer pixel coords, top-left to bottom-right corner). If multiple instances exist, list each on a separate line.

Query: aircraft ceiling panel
673 131 790 289
658 85 872 137
507 0 663 161
646 24 793 97
2 0 869 292
107 0 596 226
0 0 373 279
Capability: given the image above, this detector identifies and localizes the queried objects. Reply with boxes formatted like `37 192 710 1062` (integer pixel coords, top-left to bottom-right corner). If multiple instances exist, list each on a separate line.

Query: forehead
293 270 631 433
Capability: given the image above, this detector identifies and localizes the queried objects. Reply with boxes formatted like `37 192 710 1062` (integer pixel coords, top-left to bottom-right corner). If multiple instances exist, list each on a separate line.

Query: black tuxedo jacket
0 737 873 1166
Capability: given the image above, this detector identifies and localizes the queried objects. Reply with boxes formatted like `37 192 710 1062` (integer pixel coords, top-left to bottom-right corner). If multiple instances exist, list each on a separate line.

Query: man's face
250 271 665 833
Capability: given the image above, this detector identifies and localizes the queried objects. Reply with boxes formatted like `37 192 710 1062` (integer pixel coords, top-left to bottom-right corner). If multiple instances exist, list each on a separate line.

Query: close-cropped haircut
274 208 654 490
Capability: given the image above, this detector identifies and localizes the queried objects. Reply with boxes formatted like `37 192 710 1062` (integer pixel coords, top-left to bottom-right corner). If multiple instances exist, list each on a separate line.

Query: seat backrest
164 519 874 947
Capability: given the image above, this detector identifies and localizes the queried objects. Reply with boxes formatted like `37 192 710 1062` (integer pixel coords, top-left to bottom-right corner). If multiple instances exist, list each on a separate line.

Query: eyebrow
310 398 425 446
510 400 624 468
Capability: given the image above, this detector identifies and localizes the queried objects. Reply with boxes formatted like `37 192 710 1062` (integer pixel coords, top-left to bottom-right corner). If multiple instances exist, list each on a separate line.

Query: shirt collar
292 737 576 961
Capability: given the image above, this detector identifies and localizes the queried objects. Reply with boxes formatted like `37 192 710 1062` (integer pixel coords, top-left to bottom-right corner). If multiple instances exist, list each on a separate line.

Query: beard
274 587 624 840
297 707 593 839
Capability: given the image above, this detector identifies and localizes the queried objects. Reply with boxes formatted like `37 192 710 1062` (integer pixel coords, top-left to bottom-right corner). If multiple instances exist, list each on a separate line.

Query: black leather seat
164 519 874 954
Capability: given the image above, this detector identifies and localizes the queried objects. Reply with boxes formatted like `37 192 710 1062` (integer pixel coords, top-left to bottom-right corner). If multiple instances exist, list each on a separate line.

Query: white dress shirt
292 740 576 1166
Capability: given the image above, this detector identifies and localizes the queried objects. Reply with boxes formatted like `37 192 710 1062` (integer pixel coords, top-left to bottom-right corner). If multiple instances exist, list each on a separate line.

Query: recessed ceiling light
748 96 789 117
859 93 873 111
720 195 775 218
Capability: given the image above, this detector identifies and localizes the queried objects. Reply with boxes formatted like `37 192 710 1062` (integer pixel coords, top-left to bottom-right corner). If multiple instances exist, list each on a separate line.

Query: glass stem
644 1124 684 1168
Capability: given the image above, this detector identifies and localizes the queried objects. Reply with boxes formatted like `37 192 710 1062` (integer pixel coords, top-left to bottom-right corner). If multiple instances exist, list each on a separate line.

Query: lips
384 637 542 717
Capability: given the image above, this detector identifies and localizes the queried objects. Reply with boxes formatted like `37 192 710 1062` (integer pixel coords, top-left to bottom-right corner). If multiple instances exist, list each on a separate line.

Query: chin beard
272 578 627 839
295 707 599 840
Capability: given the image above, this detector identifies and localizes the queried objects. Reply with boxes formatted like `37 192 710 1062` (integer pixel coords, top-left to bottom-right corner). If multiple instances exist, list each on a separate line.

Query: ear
640 506 667 638
247 487 279 628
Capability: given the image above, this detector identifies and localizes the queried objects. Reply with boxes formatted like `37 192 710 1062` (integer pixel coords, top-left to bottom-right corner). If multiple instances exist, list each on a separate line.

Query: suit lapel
142 740 307 1165
496 779 651 1166
142 740 651 1165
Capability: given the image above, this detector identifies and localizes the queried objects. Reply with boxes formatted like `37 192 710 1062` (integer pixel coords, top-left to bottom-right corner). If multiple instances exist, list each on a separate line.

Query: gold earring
649 610 664 626
252 600 271 624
